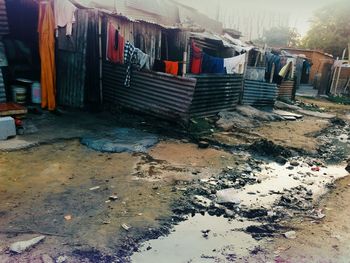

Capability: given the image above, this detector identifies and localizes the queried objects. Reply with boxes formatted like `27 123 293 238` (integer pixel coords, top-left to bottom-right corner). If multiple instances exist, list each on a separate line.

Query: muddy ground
0 98 349 263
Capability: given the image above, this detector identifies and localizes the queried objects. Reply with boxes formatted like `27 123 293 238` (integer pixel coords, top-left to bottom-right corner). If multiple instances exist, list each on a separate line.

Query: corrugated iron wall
57 9 89 108
103 63 197 121
189 74 243 117
278 80 294 101
0 0 8 36
242 80 278 107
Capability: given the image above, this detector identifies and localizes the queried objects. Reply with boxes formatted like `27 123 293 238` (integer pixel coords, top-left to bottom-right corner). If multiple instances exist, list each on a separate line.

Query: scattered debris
56 255 68 263
89 186 101 191
109 195 119 201
121 224 132 231
64 215 72 221
9 235 45 254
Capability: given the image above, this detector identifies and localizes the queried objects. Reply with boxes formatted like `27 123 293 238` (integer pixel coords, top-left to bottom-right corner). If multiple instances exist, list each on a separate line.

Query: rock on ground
216 111 258 131
9 235 45 254
236 106 285 122
275 101 302 111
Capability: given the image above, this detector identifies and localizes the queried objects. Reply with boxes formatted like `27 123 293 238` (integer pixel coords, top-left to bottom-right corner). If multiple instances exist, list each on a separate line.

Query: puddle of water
223 162 349 209
131 214 260 263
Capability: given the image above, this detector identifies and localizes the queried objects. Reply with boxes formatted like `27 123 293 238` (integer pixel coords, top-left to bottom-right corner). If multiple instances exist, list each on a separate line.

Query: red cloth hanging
191 41 202 74
107 22 124 63
164 61 179 75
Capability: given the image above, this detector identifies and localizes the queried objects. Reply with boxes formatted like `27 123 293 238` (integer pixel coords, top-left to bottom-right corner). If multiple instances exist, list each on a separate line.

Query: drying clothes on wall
265 52 282 83
164 61 179 76
279 61 293 78
201 53 225 74
153 59 165 72
190 42 202 74
54 0 77 36
124 42 151 87
38 2 56 111
134 49 151 70
124 41 136 87
224 53 246 74
106 22 124 63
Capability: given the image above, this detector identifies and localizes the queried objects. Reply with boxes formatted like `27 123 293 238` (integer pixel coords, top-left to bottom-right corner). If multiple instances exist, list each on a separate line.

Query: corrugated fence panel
278 80 294 100
242 80 278 107
103 62 197 121
0 69 5 102
189 74 243 117
57 9 89 108
0 0 9 36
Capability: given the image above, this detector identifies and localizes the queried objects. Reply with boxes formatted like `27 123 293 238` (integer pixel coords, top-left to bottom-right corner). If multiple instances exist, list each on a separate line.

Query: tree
254 26 301 48
302 0 350 57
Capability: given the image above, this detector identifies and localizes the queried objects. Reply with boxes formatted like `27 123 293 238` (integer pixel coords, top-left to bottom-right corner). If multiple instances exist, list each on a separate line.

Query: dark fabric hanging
85 10 101 111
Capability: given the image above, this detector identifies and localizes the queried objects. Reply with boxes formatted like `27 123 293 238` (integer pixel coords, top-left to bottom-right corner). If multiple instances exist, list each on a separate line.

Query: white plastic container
0 117 16 140
31 82 41 104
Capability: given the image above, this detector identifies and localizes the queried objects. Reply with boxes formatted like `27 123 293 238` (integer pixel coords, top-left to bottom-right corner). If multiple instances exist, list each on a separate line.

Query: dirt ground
0 97 349 263
255 117 329 152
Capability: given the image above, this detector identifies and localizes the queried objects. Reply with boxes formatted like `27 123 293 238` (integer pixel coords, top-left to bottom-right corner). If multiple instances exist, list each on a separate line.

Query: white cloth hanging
54 0 77 36
224 53 246 74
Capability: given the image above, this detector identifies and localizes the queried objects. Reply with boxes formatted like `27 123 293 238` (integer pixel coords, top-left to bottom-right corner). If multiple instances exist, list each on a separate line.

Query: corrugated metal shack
83 0 245 122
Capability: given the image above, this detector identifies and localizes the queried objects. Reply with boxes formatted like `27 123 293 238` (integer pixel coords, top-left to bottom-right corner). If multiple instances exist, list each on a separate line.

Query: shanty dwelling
0 0 257 124
241 48 303 107
71 0 249 123
281 48 334 96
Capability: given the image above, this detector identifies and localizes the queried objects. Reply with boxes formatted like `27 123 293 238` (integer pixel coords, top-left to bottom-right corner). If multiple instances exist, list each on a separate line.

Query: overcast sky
177 0 336 37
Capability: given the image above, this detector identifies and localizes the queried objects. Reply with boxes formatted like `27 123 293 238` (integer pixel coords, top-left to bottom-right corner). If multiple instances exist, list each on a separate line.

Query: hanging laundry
124 42 151 87
54 0 77 36
107 22 124 63
191 42 202 74
153 59 166 72
201 53 225 74
134 49 151 70
224 53 246 74
279 61 293 78
124 41 136 87
164 61 179 76
38 2 56 111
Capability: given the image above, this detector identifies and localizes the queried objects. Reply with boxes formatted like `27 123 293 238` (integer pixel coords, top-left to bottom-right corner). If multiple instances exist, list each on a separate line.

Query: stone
216 189 241 205
193 195 212 208
42 254 55 263
9 235 45 254
284 231 297 239
290 161 300 167
198 141 209 149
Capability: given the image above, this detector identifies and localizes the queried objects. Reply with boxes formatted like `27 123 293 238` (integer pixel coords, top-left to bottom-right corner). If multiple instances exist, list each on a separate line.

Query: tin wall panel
0 0 8 36
242 80 278 107
57 9 89 108
189 74 243 117
103 62 197 121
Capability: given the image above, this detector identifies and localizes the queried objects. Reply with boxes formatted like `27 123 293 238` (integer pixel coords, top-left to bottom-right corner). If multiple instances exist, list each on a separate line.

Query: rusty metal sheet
278 80 294 100
242 80 278 107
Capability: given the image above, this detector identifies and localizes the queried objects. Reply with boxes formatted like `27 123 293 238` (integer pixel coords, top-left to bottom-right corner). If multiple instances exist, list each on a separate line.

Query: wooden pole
270 63 275 83
334 48 347 96
98 14 103 105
